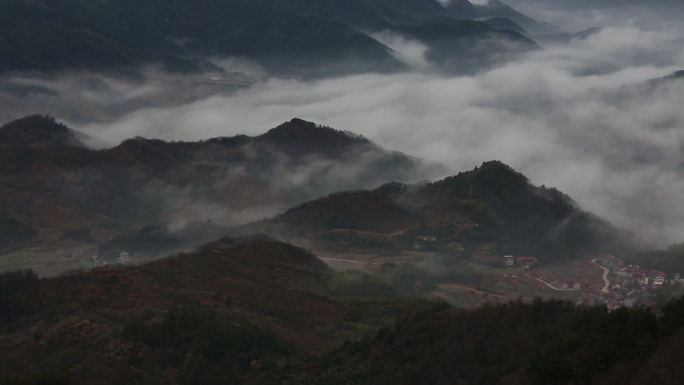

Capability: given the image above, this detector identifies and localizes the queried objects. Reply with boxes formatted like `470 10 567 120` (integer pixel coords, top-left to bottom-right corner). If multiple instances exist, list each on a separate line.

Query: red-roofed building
515 256 537 268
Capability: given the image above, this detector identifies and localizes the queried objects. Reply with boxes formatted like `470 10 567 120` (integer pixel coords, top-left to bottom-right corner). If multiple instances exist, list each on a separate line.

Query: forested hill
0 238 343 384
2 241 684 384
257 160 636 263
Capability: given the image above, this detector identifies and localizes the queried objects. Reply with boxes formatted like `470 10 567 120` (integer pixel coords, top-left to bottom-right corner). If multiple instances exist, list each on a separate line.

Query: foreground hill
250 160 635 264
0 238 344 384
2 240 684 384
0 116 442 274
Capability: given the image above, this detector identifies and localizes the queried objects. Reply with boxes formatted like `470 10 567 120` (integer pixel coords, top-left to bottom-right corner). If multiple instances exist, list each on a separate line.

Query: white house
117 251 132 264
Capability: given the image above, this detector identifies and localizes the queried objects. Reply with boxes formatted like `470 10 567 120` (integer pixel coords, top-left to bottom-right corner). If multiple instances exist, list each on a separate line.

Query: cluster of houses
116 251 132 264
598 255 672 290
575 255 683 310
89 251 132 268
576 291 641 310
499 253 683 310
502 255 538 268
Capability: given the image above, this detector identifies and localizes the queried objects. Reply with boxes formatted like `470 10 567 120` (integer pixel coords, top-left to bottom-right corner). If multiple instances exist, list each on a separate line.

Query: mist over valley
2 1 684 384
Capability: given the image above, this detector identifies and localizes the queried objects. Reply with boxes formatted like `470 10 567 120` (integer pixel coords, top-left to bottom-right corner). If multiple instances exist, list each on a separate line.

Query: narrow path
592 259 611 293
318 257 366 264
534 277 580 291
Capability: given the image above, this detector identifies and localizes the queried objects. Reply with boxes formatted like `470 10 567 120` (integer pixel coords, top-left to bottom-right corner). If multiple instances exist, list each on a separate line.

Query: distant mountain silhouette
0 0 404 76
0 0 544 76
394 18 538 73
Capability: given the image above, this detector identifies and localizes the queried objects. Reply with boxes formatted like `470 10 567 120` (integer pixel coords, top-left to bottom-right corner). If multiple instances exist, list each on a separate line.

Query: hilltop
249 160 635 265
0 115 85 146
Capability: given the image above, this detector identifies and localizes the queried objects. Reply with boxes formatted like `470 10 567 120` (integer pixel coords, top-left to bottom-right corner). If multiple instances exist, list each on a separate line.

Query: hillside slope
305 297 684 385
254 161 634 263
2 251 684 385
0 116 443 274
0 238 342 384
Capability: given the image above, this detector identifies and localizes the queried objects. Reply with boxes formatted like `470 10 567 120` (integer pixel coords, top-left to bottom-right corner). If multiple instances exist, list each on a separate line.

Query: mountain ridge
245 160 636 264
0 115 445 275
0 0 544 77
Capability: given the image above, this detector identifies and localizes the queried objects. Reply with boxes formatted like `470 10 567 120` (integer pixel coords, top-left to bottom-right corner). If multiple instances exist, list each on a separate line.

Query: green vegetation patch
337 297 448 326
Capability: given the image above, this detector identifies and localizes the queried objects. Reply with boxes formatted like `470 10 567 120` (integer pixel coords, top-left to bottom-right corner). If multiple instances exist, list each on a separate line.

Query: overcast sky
1 1 683 247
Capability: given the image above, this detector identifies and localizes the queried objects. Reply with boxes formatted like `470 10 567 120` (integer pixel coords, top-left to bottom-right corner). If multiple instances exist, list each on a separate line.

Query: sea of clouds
1 0 683 246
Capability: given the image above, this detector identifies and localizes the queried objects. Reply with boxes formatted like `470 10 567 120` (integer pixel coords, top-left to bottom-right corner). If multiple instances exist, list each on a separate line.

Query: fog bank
1 3 683 247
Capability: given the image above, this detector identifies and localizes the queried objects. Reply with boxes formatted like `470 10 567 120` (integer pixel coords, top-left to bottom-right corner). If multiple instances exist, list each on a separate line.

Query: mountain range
0 0 543 77
0 115 443 274
0 114 639 277
1 115 684 385
3 1 684 384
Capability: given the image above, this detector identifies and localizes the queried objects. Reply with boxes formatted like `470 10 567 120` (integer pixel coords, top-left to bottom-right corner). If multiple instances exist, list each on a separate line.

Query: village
501 254 682 310
89 251 132 269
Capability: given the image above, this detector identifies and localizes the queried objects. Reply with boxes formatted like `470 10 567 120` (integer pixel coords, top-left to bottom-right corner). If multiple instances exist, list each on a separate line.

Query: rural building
117 251 132 264
515 256 537 268
649 271 667 288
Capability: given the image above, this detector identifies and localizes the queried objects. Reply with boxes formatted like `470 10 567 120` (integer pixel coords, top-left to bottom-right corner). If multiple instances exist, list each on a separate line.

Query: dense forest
2 246 684 385
625 242 684 276
306 297 684 385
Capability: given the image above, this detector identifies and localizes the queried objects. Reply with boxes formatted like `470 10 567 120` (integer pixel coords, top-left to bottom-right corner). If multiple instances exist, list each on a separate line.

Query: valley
2 0 684 383
1 114 677 311
1 114 683 385
290 236 635 308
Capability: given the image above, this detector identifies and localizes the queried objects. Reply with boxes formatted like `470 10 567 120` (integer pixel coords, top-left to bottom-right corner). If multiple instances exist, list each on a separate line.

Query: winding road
592 259 611 292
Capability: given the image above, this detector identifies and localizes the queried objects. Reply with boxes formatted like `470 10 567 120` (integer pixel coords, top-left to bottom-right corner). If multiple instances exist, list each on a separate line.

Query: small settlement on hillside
502 255 584 291
577 255 678 310
502 255 537 268
501 254 682 310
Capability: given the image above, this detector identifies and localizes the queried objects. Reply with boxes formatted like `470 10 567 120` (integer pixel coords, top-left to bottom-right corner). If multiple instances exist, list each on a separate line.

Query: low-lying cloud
368 31 433 71
1 3 683 247
505 0 684 32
